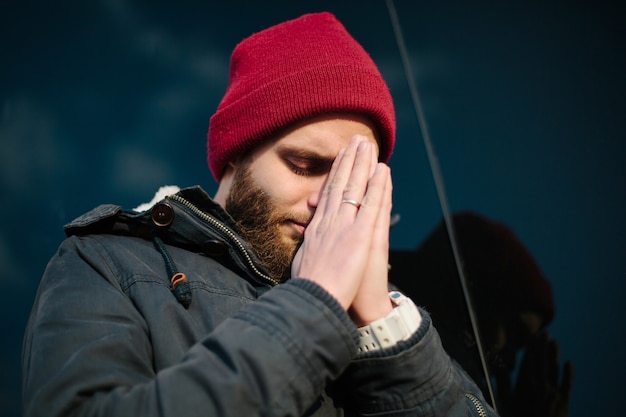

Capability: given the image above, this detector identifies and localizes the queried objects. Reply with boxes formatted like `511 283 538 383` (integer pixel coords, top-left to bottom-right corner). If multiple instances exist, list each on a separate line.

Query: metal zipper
168 193 279 287
465 393 487 417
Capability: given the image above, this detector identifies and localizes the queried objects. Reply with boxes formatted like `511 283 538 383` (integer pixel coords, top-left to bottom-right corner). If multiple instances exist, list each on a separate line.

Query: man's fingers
315 137 362 216
313 147 346 220
355 163 389 226
338 139 373 216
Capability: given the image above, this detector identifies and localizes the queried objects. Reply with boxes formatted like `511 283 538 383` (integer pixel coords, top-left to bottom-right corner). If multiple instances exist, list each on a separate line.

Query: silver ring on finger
341 198 361 209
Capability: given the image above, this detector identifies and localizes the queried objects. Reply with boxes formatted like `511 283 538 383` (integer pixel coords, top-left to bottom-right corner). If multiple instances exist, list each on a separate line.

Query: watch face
389 291 404 305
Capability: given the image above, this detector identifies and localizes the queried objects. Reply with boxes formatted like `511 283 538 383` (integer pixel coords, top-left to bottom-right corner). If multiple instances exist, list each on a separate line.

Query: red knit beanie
207 12 396 181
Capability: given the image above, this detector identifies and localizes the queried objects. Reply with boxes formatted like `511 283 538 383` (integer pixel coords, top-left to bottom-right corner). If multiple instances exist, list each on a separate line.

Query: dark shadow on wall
389 212 574 417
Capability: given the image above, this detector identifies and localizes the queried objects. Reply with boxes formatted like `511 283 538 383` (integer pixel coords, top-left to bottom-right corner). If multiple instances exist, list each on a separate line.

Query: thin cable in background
385 0 498 410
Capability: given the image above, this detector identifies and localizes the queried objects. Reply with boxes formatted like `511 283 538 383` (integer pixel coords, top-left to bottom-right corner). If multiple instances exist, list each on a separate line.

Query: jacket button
151 203 174 227
202 239 227 257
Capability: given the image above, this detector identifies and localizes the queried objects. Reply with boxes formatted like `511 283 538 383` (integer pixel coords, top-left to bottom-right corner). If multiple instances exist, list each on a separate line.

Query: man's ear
213 162 237 206
222 160 239 180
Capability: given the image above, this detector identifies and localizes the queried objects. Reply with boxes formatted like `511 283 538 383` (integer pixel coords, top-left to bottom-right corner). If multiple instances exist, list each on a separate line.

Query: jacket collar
65 185 277 287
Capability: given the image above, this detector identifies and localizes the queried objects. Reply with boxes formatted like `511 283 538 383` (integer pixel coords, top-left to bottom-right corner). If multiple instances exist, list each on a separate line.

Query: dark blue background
1 1 624 416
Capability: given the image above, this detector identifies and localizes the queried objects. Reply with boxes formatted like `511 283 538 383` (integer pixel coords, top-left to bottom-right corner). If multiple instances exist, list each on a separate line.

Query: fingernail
374 162 387 173
352 134 368 144
357 140 369 153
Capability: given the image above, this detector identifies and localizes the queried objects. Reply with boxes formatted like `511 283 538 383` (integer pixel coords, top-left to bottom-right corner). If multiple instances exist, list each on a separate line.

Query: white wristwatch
357 291 422 353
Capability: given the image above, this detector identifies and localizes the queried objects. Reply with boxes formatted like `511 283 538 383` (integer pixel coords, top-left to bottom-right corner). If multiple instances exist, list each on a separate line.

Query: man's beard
225 163 305 282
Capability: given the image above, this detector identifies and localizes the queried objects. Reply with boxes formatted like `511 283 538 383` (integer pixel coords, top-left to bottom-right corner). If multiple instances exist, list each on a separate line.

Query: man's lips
289 220 309 235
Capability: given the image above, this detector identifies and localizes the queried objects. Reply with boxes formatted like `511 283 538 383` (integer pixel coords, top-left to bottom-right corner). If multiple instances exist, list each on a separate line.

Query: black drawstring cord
153 236 192 308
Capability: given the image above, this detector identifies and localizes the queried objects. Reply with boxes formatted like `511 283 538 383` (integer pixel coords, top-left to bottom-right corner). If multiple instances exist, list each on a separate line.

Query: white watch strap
357 291 422 353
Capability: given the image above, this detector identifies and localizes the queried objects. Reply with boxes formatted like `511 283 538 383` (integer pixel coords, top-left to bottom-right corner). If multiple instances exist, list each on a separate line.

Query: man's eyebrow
275 144 335 162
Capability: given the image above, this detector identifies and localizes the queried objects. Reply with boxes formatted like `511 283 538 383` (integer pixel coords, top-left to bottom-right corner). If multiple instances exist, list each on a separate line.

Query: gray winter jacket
22 186 497 417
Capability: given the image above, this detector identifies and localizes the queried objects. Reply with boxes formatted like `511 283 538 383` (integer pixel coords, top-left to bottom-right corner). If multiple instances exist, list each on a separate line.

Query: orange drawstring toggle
171 272 187 289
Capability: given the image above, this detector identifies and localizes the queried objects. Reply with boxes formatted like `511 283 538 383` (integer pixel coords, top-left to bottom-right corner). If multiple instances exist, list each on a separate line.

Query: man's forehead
269 114 381 158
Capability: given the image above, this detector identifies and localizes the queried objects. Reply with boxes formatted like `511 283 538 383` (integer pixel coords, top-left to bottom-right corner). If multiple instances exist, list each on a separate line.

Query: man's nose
307 176 327 209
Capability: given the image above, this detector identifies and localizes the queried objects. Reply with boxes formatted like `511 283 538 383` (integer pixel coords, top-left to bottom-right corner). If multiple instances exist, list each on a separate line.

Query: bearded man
22 12 499 417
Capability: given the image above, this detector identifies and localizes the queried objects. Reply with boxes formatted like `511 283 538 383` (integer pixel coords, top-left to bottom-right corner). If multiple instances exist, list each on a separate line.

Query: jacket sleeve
343 307 499 416
22 236 358 417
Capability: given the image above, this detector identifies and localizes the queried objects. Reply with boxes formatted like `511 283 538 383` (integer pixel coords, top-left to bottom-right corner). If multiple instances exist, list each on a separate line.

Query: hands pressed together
291 135 394 326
